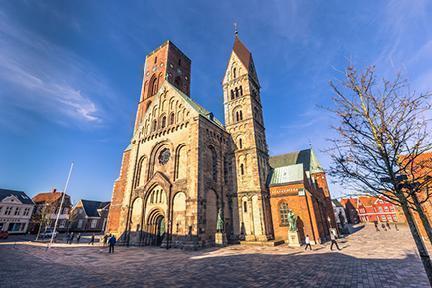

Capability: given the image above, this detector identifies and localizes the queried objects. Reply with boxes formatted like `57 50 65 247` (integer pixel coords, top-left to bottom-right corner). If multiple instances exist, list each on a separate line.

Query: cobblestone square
0 224 429 287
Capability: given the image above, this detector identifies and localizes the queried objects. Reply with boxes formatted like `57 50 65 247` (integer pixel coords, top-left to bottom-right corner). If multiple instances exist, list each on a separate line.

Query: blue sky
1 1 431 203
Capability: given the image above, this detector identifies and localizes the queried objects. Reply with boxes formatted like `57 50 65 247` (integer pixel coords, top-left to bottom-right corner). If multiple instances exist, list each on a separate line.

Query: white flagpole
48 162 74 249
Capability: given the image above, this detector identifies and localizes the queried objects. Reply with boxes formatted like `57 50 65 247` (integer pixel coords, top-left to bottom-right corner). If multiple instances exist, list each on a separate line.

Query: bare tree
327 65 432 284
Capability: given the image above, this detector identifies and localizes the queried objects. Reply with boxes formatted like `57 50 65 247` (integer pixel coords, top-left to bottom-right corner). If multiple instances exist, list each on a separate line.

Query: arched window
240 86 243 96
240 163 244 175
151 76 158 96
233 68 236 79
161 116 167 128
174 76 182 88
231 90 234 100
235 87 239 98
152 119 157 132
279 203 289 226
236 111 239 122
239 138 243 149
209 146 218 181
169 112 175 125
239 110 243 121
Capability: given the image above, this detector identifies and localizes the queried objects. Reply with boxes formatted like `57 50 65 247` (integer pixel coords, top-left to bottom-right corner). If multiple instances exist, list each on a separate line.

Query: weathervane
234 22 238 35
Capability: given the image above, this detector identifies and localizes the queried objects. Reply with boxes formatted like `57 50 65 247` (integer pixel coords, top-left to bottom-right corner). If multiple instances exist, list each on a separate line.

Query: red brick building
268 149 337 244
340 196 399 223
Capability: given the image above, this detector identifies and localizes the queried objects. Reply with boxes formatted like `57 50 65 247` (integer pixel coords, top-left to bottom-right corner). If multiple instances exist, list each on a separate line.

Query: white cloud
0 8 118 127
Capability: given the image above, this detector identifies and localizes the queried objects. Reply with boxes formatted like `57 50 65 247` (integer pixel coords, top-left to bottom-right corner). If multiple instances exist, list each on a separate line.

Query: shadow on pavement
0 244 428 288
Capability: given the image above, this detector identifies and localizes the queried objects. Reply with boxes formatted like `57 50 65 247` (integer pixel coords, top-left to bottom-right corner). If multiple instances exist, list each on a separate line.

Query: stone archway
145 208 166 246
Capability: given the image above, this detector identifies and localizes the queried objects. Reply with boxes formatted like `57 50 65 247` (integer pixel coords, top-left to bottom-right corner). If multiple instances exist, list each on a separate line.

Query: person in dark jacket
88 234 95 245
69 232 74 244
103 234 109 247
77 233 81 243
108 235 116 253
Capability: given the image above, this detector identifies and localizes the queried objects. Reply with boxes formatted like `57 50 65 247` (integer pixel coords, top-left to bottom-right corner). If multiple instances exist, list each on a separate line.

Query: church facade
106 35 335 248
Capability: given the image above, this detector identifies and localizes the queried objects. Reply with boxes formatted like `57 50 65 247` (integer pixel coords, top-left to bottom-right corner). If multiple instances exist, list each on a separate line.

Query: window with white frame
90 219 97 229
5 206 13 215
14 208 21 216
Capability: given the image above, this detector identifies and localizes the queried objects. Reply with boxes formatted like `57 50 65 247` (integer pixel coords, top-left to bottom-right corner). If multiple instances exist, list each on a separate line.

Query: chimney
52 188 57 193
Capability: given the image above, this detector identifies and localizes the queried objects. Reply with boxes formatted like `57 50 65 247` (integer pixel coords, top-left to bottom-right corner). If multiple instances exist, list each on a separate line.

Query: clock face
159 148 170 165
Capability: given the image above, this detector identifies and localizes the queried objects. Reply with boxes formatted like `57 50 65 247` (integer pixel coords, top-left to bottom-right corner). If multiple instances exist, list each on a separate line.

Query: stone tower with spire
222 33 273 241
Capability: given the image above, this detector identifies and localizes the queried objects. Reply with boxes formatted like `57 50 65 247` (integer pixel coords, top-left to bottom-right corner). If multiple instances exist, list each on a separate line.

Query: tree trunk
399 194 432 285
412 192 432 246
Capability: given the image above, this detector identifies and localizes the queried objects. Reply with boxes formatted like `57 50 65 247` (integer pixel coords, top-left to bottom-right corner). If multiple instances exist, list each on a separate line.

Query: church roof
233 36 252 68
168 82 224 129
268 164 304 186
269 148 324 173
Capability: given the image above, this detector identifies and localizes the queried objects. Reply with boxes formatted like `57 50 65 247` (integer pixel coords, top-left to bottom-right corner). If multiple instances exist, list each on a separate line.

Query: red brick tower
134 41 191 131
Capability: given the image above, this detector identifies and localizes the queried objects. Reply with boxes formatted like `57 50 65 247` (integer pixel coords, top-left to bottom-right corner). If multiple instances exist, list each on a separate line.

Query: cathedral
106 34 336 249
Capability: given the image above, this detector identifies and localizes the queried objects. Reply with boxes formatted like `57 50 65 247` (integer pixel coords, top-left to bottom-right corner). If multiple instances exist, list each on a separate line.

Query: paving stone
0 224 430 287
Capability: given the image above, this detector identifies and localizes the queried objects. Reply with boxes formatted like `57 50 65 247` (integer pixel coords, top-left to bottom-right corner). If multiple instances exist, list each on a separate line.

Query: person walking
69 232 74 244
394 223 399 231
77 233 81 243
304 235 312 251
330 231 341 251
108 235 116 254
386 222 391 230
374 221 380 232
88 234 95 245
381 223 387 231
103 234 109 247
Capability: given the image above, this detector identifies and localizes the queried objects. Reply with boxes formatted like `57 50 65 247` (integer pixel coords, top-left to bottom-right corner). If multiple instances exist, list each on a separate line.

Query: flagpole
47 162 74 249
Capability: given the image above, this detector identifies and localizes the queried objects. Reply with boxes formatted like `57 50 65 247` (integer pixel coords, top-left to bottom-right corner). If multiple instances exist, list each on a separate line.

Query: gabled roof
32 189 68 204
80 200 111 218
340 198 358 209
0 188 34 205
233 36 252 69
269 148 324 173
268 164 304 186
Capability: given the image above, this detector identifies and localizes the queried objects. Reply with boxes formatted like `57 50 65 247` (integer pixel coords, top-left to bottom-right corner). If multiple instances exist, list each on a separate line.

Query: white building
0 189 34 234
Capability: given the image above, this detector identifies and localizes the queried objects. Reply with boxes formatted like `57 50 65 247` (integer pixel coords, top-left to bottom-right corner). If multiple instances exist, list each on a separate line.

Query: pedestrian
108 235 116 254
65 232 70 244
381 223 387 231
330 231 341 251
69 232 74 244
304 235 312 251
103 234 109 247
77 233 81 243
386 222 391 230
374 221 380 232
394 223 399 231
88 234 95 245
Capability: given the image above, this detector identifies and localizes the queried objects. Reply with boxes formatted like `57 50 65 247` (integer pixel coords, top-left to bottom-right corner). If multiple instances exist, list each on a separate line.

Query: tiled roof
340 198 358 209
32 190 66 203
81 200 110 217
233 36 252 68
269 148 324 173
269 164 304 186
0 188 34 205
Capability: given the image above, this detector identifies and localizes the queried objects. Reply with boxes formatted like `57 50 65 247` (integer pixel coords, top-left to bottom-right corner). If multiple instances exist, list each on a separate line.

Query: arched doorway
146 208 166 246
